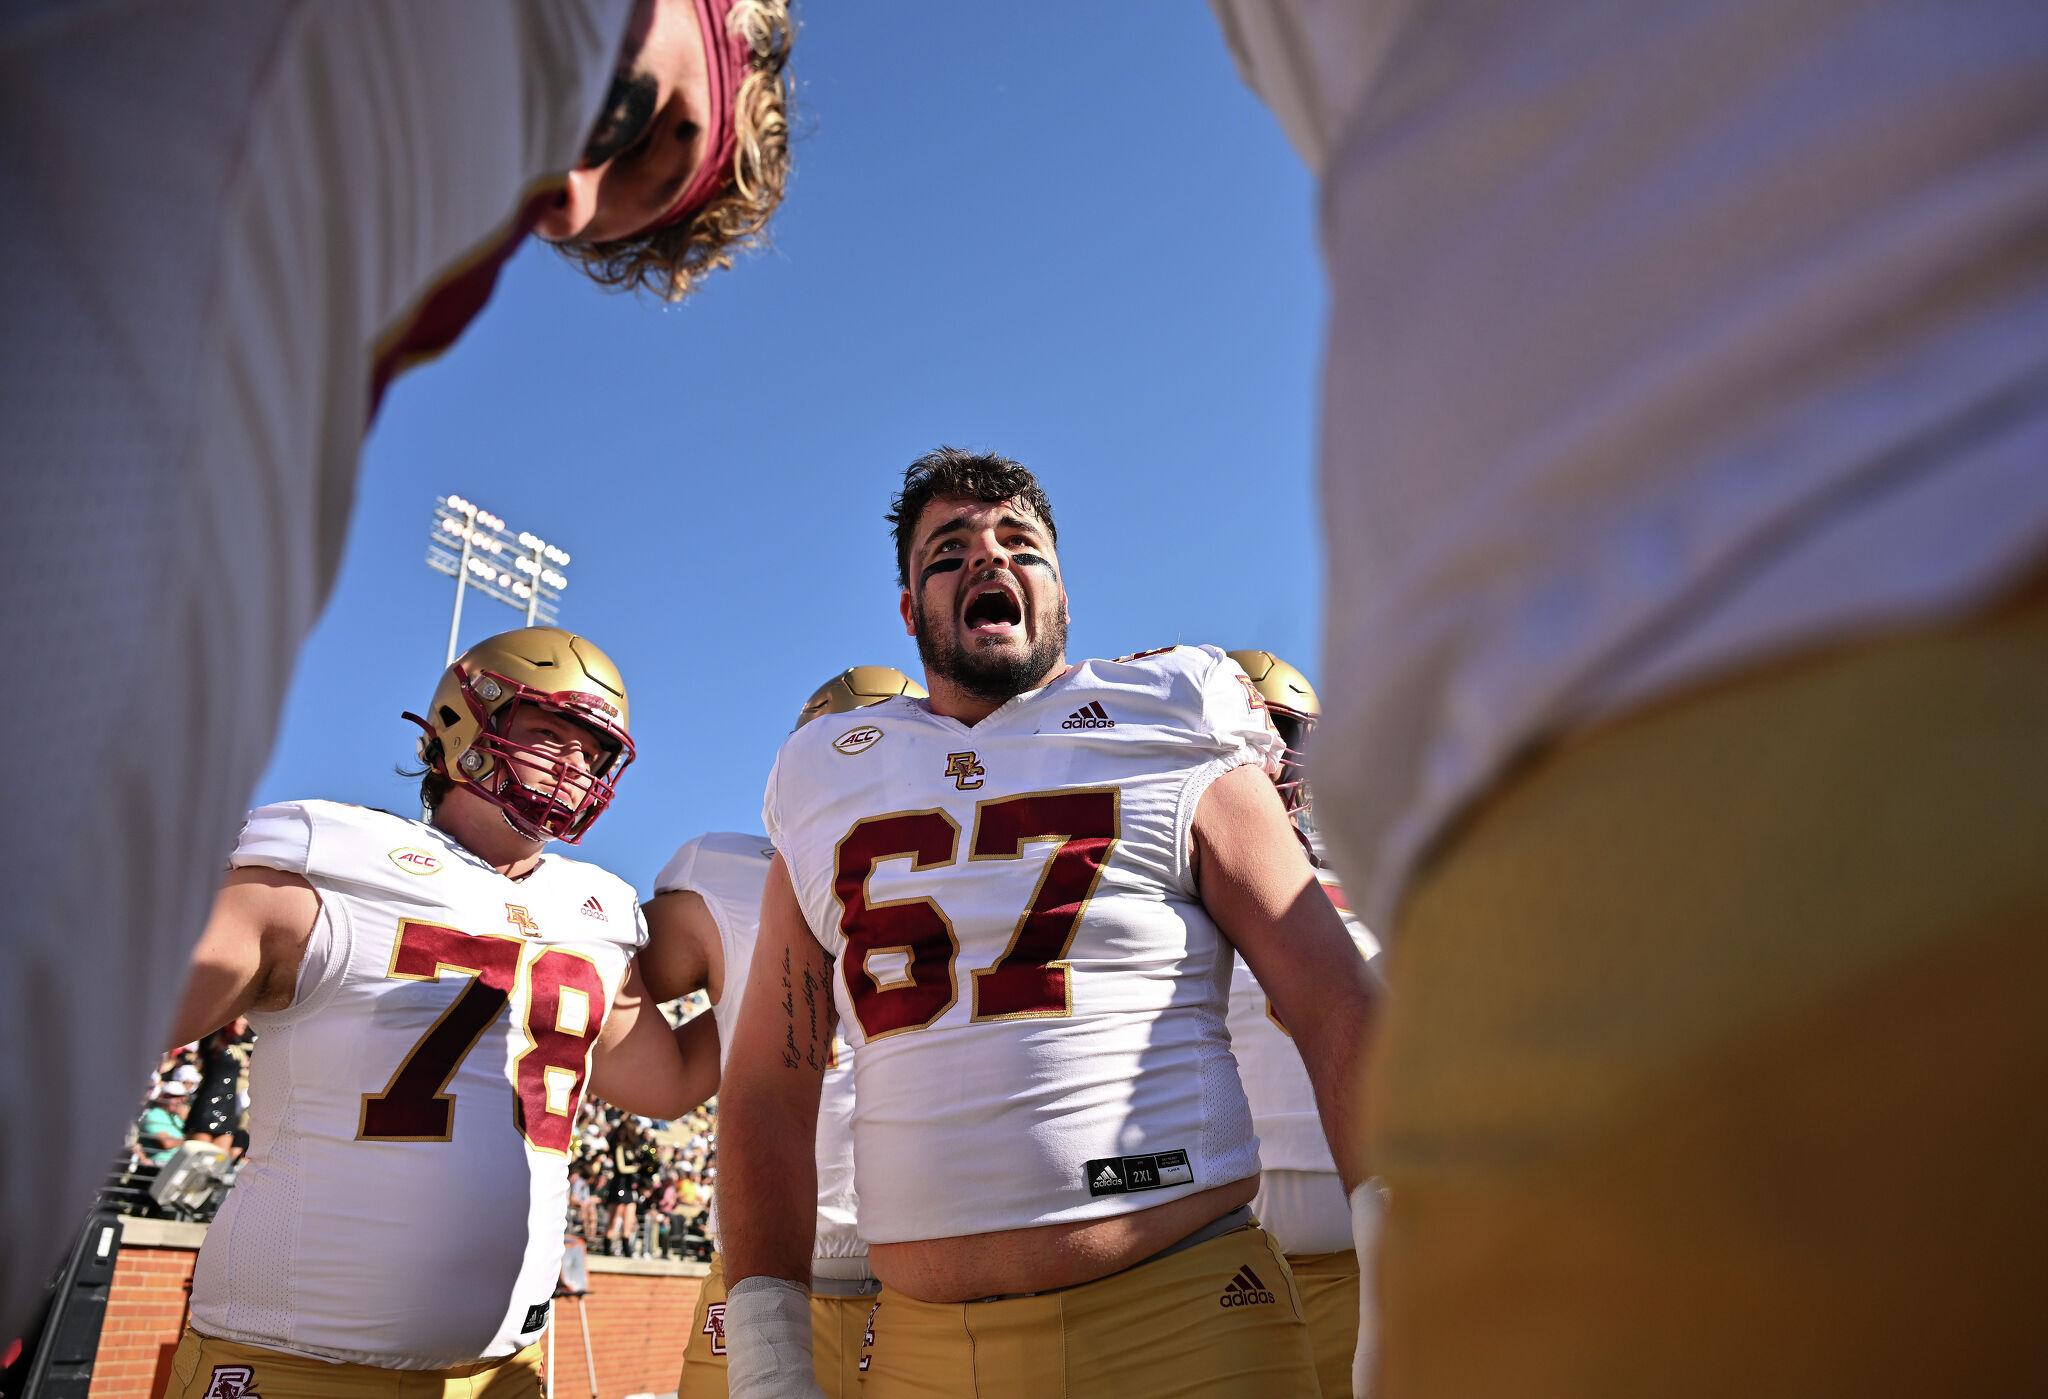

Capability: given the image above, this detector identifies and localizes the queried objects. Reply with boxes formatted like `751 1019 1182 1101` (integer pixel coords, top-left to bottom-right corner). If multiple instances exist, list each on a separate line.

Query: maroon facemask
417 667 637 843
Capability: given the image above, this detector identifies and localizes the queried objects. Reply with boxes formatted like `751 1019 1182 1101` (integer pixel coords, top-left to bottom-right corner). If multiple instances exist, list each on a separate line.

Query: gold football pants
1288 1250 1359 1399
1370 576 2048 1397
167 1330 542 1399
677 1253 872 1399
856 1221 1319 1398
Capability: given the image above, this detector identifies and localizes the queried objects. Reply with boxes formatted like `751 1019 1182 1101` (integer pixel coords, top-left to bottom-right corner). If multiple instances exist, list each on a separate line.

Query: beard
913 585 1069 706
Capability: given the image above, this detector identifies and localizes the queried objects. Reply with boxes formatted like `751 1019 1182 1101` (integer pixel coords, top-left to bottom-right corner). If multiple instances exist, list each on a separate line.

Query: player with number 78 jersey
159 629 716 1395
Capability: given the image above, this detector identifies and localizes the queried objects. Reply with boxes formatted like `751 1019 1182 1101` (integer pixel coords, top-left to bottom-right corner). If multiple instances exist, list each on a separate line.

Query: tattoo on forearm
801 966 824 1071
779 947 800 1069
776 944 830 1072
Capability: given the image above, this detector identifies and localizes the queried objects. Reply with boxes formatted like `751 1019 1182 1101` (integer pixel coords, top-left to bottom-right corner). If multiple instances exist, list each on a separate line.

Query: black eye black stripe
578 71 660 169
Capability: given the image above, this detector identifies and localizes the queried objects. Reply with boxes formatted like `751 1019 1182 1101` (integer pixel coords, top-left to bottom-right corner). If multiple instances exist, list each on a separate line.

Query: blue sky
254 3 1326 894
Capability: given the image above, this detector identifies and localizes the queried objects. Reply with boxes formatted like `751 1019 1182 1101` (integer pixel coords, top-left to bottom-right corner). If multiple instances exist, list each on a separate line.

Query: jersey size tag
521 1300 551 1334
1085 1148 1194 1197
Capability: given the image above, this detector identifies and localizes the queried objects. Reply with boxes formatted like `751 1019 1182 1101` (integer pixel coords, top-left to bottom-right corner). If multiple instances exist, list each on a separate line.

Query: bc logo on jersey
944 751 986 790
703 1302 728 1355
203 1367 258 1399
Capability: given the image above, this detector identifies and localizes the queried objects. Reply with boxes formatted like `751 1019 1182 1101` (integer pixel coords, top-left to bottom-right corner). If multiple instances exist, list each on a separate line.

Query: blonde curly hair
560 0 795 302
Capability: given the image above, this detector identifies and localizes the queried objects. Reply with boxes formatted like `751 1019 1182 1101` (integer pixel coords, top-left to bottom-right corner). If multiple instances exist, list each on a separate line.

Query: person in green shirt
137 1080 191 1166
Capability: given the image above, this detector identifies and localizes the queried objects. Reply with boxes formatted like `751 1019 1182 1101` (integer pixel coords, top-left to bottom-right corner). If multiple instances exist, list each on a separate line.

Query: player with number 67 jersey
717 450 1380 1399
768 643 1273 1242
161 629 716 1394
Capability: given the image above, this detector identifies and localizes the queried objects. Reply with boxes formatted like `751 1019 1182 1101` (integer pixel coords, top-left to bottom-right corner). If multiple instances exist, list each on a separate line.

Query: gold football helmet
1227 649 1319 821
793 665 927 730
404 627 634 843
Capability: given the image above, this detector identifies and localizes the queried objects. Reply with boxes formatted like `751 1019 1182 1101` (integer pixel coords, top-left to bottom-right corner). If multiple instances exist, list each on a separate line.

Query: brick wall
86 1223 703 1399
546 1262 701 1399
89 1222 199 1399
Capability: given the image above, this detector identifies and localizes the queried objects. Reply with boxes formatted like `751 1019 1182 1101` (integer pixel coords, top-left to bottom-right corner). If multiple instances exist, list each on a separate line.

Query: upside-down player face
900 497 1070 705
532 0 715 244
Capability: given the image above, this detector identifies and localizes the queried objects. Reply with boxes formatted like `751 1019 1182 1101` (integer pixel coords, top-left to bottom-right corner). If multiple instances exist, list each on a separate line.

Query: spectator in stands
569 1164 598 1241
138 1078 191 1165
184 1018 252 1150
603 1118 655 1256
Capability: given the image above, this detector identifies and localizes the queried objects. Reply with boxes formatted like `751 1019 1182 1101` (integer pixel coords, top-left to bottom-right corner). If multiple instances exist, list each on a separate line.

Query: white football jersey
190 801 644 1368
764 645 1284 1243
1227 866 1378 1255
653 832 862 1263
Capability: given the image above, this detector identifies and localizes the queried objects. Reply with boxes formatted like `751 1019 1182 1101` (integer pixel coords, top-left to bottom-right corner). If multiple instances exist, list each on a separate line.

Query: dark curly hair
886 447 1057 590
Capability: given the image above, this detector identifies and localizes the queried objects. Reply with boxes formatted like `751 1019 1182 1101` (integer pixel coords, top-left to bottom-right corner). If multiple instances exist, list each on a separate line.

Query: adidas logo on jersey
580 895 608 922
1062 701 1115 730
1218 1266 1277 1308
1085 1148 1192 1196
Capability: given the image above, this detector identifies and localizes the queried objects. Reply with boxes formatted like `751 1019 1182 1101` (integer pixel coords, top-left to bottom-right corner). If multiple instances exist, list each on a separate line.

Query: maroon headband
654 0 751 230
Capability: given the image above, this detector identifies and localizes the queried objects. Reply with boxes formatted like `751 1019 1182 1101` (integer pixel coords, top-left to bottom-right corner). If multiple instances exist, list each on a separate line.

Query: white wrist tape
724 1276 823 1399
1351 1178 1388 1399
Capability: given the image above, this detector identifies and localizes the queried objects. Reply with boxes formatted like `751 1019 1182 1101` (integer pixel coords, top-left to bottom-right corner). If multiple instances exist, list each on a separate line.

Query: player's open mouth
963 583 1023 636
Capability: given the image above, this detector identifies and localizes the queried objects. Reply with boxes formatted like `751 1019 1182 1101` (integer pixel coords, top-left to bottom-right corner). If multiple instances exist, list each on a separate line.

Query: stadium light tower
426 495 573 663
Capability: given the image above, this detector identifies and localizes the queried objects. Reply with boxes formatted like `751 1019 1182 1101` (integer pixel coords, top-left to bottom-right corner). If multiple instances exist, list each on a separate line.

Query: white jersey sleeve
763 646 1281 1244
1228 867 1379 1255
227 804 350 1017
655 832 863 1264
192 801 643 1369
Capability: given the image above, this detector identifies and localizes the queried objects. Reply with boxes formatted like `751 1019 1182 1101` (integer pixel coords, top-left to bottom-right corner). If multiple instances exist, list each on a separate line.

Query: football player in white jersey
155 628 716 1399
715 449 1381 1399
0 0 795 1328
643 667 927 1399
1223 652 1382 1399
1212 5 2048 1393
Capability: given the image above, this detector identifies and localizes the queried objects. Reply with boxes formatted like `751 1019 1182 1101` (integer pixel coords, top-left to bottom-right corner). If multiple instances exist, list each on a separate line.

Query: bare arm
1192 763 1376 1190
587 961 723 1119
639 888 723 1005
718 853 832 1286
166 867 320 1048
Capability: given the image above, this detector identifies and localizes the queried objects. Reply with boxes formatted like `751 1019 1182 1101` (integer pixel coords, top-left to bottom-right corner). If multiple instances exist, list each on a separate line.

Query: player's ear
899 590 916 637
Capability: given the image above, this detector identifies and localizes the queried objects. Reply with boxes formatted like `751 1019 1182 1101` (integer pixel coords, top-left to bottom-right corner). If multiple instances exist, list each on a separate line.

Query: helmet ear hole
438 705 460 727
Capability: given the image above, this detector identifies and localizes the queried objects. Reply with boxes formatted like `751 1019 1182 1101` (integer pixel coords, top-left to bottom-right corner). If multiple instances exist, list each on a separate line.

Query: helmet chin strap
499 804 547 843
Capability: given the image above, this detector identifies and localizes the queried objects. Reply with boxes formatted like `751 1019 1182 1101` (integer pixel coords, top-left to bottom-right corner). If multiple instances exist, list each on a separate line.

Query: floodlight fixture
425 495 572 663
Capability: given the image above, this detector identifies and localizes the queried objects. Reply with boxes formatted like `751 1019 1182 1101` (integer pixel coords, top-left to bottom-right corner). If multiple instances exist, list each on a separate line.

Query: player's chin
967 626 1030 653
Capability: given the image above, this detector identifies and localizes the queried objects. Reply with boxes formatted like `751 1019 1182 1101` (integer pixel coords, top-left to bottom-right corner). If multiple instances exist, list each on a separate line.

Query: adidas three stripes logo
1062 701 1115 730
1218 1265 1277 1307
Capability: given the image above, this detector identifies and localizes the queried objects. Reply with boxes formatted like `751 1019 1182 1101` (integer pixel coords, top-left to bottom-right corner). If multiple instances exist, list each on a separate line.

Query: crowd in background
130 1020 256 1170
569 1099 718 1259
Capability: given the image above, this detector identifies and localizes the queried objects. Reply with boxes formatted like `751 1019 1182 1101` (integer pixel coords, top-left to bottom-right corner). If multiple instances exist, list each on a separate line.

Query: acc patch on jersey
833 725 883 755
203 1367 258 1399
387 847 442 875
